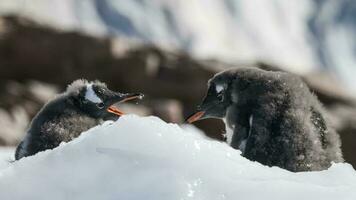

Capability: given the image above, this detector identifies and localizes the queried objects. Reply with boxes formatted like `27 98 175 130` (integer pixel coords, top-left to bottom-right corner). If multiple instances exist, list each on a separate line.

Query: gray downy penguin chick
187 67 343 172
15 79 143 160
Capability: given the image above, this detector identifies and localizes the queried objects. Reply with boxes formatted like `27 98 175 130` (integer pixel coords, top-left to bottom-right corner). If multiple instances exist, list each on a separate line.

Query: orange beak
186 111 205 123
107 106 125 116
106 93 143 116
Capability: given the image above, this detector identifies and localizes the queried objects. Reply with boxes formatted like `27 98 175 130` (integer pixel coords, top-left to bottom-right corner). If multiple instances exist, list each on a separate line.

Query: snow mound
0 115 356 200
0 147 14 170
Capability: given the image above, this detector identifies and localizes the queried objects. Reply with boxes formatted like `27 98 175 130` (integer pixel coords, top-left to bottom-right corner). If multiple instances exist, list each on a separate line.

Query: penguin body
188 67 343 171
15 79 143 160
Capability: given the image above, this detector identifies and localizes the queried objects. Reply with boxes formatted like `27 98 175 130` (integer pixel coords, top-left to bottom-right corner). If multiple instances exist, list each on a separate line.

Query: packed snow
0 147 14 170
0 115 355 200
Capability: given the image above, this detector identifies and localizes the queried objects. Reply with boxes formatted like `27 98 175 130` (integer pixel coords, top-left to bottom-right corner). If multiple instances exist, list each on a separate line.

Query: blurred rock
0 106 28 146
0 15 356 167
116 104 151 117
151 99 183 123
0 80 58 145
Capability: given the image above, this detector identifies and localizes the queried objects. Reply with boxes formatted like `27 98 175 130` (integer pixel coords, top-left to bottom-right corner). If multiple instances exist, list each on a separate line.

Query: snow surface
0 115 355 200
0 147 14 170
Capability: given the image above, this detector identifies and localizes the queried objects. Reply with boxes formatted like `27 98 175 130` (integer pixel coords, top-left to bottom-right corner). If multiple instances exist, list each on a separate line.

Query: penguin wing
14 140 24 160
14 136 36 160
310 106 328 148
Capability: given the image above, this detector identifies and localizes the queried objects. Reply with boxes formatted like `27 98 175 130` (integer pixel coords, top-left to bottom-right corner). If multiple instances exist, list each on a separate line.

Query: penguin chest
65 116 101 140
225 106 253 154
43 115 101 142
238 115 253 154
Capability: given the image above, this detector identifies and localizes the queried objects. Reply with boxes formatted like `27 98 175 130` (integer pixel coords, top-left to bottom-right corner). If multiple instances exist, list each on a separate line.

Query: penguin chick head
187 71 234 123
66 79 144 120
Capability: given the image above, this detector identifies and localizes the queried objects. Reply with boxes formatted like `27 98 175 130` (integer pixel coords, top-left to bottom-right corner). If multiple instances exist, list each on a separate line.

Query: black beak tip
186 111 205 123
185 117 192 123
127 93 144 100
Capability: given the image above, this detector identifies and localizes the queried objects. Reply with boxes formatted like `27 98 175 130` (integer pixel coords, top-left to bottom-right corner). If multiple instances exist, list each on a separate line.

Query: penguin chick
187 67 343 172
15 79 143 160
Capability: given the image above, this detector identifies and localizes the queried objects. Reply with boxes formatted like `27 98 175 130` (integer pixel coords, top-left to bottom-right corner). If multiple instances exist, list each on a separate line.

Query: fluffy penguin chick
188 67 343 172
15 79 143 160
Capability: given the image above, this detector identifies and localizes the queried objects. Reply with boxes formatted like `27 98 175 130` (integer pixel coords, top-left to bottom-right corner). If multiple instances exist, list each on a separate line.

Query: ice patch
85 84 102 103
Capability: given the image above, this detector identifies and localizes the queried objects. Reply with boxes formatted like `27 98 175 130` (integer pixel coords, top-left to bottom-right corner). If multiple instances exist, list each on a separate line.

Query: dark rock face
0 15 355 168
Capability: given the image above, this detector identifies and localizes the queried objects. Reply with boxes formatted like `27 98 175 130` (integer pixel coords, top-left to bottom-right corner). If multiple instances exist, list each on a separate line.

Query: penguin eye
96 102 105 109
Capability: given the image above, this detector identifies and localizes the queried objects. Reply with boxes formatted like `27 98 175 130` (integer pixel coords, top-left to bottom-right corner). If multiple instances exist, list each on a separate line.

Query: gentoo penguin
187 67 343 172
15 79 143 160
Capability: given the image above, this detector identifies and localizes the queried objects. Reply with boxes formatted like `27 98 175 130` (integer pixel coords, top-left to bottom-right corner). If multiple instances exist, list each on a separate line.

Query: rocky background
0 15 356 167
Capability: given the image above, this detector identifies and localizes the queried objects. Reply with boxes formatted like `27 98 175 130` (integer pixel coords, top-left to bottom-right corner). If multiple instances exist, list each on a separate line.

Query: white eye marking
85 84 102 103
215 84 224 93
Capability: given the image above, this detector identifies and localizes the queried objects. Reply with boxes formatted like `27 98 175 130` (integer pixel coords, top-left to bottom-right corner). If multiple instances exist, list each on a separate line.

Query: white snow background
1 0 356 92
0 115 355 200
